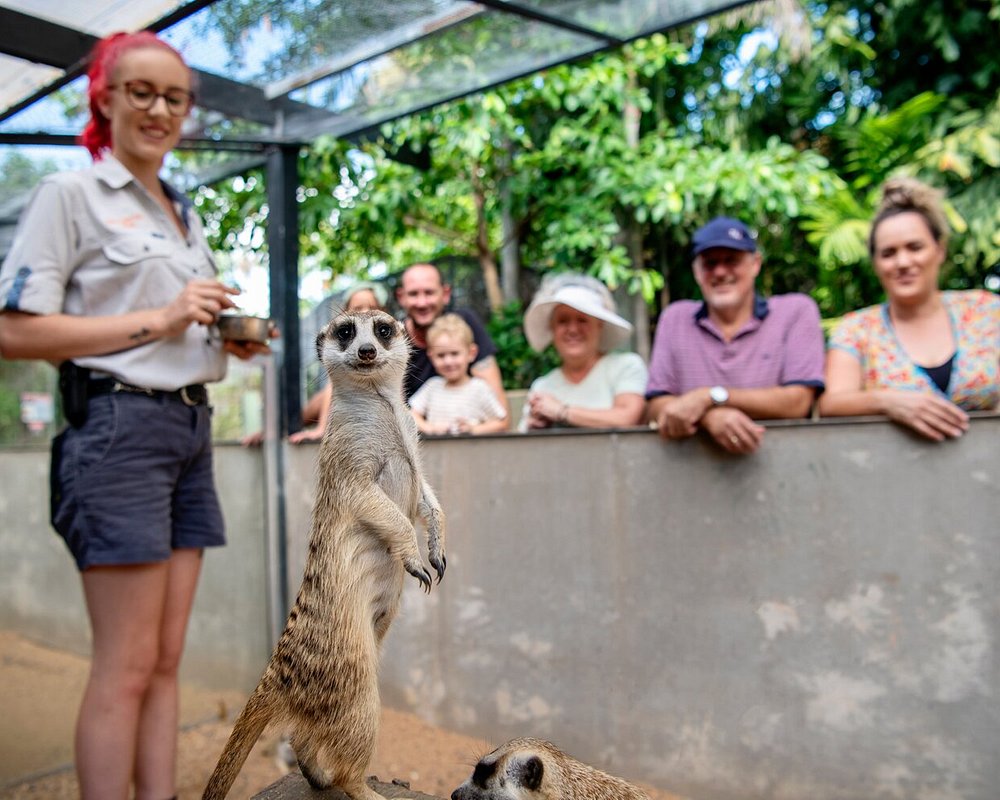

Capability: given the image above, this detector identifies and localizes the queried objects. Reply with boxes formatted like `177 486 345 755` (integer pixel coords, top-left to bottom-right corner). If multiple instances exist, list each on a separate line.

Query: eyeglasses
108 80 194 117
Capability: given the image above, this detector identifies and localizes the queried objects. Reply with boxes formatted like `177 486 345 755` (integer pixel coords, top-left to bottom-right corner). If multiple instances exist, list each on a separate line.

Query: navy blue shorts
50 390 226 570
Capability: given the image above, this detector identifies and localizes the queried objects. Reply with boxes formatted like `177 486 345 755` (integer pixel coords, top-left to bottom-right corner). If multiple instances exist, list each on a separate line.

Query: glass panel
282 8 603 139
0 56 60 115
3 0 186 36
0 76 89 137
164 0 474 87
509 0 740 39
2 0 755 142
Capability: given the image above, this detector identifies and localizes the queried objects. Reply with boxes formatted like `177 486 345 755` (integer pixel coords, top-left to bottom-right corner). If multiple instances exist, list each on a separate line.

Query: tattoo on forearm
129 327 152 342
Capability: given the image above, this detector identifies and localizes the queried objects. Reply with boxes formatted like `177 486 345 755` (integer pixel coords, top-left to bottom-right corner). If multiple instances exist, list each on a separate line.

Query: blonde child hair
427 313 475 348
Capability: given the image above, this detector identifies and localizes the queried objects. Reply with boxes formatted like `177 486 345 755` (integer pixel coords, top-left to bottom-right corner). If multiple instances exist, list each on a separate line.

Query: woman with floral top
819 177 999 440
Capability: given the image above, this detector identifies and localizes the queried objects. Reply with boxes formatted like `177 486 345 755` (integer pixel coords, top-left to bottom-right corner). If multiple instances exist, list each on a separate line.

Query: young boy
409 314 508 434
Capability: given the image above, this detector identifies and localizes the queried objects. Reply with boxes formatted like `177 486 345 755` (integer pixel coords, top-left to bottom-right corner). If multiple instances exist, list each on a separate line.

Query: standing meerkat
203 309 446 800
451 738 650 800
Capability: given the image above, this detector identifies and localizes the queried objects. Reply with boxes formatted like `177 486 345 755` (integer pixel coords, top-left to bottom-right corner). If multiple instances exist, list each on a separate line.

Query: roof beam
0 8 93 68
472 0 625 45
0 132 277 152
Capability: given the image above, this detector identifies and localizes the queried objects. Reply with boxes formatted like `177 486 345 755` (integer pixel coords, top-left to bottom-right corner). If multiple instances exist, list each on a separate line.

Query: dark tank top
921 354 955 394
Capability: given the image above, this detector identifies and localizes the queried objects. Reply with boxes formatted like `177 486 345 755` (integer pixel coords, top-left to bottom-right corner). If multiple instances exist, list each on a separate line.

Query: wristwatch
709 385 729 406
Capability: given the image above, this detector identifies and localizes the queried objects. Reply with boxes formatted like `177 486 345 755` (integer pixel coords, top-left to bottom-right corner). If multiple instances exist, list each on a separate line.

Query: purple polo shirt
645 294 825 397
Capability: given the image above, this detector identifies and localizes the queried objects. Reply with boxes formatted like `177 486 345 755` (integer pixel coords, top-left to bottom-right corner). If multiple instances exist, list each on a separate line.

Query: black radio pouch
58 361 91 428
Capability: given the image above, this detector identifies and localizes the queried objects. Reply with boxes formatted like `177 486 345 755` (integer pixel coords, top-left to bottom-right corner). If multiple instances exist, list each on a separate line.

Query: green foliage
486 301 560 390
0 151 60 199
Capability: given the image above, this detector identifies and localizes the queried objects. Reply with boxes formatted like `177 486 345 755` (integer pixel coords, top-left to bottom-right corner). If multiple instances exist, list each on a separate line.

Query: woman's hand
527 391 566 425
882 390 969 441
222 339 271 360
161 279 239 337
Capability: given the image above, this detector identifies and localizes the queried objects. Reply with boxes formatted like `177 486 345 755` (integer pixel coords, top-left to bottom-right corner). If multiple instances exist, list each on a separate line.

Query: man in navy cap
645 216 825 454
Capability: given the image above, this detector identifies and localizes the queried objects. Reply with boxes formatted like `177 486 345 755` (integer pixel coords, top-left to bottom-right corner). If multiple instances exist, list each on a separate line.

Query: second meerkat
452 737 650 800
203 309 446 800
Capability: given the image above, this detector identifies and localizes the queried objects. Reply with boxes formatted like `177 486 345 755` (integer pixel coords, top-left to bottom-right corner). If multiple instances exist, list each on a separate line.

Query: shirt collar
93 153 193 227
93 154 135 190
693 293 770 321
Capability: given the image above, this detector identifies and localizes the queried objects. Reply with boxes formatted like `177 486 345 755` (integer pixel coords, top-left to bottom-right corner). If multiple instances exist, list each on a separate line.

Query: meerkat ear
519 755 544 791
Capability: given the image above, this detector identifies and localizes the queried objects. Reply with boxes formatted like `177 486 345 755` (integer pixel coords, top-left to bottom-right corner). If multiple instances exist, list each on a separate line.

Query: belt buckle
179 385 199 406
112 381 153 396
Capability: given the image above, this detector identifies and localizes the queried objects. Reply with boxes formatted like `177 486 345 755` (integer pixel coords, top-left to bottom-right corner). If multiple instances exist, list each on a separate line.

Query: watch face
710 386 728 405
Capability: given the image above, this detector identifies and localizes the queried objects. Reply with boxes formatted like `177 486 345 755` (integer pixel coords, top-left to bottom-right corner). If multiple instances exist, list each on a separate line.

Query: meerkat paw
403 558 433 593
428 550 446 583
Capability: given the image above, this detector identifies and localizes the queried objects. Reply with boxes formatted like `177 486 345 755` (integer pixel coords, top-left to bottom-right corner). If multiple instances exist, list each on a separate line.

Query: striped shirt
409 376 506 428
646 294 825 397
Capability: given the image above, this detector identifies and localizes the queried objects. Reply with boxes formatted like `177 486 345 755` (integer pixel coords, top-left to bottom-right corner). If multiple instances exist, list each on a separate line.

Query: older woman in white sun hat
520 273 648 430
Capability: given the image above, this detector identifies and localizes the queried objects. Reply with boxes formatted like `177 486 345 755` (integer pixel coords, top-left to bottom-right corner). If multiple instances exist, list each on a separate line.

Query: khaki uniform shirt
0 155 227 389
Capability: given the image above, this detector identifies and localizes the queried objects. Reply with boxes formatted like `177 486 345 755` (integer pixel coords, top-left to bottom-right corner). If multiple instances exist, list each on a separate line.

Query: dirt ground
0 632 685 800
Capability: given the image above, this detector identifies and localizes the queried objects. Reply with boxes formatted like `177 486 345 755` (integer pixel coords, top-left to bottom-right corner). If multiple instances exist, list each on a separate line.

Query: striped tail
202 686 277 800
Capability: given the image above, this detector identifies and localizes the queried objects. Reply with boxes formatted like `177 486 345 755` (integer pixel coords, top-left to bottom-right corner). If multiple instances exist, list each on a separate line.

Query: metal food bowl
216 314 272 343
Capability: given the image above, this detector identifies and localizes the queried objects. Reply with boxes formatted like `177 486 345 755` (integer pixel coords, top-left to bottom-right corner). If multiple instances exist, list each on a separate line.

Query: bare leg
133 548 203 800
76 561 170 800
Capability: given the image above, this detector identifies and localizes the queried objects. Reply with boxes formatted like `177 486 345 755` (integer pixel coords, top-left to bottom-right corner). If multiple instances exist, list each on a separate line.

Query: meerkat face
452 740 549 800
317 310 409 385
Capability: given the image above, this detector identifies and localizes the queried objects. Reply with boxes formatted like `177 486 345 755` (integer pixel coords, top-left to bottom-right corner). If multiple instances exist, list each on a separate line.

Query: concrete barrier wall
2 415 998 798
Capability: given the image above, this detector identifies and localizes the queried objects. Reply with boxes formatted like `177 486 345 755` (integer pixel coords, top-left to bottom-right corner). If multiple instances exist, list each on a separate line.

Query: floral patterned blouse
828 289 1000 411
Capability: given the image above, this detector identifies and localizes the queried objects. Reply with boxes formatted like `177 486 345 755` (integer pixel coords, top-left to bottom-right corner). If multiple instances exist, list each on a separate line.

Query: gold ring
730 435 739 444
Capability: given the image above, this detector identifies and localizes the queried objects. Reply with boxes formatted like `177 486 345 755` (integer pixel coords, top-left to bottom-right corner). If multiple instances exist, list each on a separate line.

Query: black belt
88 379 208 407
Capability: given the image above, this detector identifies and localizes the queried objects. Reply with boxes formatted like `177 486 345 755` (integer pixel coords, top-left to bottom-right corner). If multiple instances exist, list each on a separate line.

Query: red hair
79 31 189 160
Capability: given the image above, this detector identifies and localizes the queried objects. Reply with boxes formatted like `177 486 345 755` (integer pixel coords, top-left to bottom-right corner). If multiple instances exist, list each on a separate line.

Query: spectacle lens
112 80 194 116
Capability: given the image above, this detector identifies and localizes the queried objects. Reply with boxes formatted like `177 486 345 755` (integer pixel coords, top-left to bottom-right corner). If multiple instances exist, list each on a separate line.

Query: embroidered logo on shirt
106 213 145 229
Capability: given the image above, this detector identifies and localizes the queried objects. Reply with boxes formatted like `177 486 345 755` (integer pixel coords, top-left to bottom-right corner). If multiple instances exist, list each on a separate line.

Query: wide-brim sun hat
523 280 633 353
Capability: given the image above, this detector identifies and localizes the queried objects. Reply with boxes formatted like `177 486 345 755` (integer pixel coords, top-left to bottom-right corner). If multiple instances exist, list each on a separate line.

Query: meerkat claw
430 553 446 583
407 564 432 592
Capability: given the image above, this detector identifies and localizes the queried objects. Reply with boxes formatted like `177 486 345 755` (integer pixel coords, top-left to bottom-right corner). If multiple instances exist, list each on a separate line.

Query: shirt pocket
102 234 174 266
81 234 177 314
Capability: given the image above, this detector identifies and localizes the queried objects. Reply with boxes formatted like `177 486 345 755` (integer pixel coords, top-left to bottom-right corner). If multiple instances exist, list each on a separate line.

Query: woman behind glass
0 32 268 799
819 177 999 440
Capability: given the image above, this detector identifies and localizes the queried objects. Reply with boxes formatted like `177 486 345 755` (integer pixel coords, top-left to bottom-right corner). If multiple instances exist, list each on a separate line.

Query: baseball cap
691 217 757 258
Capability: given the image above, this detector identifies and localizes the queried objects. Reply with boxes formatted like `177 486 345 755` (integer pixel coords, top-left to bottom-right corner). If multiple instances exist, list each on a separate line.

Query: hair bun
878 177 943 215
